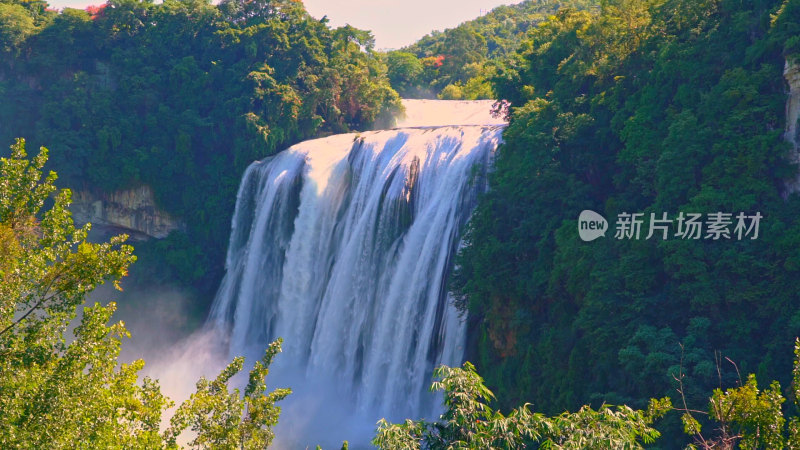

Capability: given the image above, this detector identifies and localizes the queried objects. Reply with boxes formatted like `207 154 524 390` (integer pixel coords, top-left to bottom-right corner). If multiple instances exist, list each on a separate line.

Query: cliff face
71 185 183 240
785 58 800 192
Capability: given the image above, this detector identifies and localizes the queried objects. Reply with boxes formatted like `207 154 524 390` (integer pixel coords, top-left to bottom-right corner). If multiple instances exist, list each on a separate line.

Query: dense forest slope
384 0 595 99
451 0 800 443
0 0 400 298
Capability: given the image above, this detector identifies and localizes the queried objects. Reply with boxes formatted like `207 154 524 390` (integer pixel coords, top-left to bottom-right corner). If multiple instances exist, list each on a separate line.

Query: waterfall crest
209 101 505 446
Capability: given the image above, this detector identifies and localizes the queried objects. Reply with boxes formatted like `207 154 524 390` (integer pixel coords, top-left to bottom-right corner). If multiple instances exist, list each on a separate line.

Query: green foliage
163 339 290 449
0 0 401 297
437 68 495 100
390 0 597 99
677 339 800 449
453 0 800 445
0 2 35 53
373 361 668 449
0 139 290 449
0 138 134 340
0 138 155 448
385 51 425 97
708 375 785 449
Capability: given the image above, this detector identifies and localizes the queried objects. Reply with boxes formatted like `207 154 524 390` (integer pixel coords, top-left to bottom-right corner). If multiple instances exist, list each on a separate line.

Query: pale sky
45 0 524 49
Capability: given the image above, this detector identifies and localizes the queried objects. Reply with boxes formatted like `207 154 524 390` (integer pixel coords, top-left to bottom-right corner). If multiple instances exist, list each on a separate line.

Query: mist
91 280 385 448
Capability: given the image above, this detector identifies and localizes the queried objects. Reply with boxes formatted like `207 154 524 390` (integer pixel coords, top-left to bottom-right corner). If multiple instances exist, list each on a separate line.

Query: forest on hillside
384 0 596 99
0 0 401 303
3 0 800 447
452 0 800 445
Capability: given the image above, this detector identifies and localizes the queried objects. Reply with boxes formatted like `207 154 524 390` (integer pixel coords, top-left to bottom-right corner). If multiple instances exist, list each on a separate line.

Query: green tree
395 0 598 98
386 51 424 97
676 339 800 449
164 339 290 449
0 0 403 307
373 361 669 449
453 1 800 445
0 139 290 449
0 2 36 53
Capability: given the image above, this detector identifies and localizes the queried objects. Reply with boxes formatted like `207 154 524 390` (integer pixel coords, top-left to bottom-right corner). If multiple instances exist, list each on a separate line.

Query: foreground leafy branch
0 139 290 449
164 339 291 450
376 338 800 450
677 339 800 449
374 361 669 449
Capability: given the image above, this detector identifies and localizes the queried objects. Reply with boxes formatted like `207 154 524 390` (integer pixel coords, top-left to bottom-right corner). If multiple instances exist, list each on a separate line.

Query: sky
45 0 524 49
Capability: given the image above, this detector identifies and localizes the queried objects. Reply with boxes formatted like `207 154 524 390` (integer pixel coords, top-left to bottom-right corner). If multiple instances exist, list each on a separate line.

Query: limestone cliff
785 58 800 192
71 185 183 240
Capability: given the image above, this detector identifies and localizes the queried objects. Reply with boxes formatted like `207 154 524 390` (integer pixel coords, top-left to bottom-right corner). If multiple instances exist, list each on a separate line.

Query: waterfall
209 100 505 447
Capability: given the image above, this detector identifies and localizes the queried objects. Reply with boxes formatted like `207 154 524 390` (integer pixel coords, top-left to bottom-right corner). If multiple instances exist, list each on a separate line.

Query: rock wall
71 185 183 240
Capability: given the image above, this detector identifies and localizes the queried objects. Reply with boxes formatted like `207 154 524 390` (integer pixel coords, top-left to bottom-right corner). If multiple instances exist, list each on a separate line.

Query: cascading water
209 100 505 447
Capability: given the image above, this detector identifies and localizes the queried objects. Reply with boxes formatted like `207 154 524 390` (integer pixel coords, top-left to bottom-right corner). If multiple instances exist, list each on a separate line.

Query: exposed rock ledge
785 58 800 192
71 185 184 240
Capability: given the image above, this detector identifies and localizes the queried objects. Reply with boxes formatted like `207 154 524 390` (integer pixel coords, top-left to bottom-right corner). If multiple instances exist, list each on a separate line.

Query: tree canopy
385 0 597 99
453 0 800 444
0 139 290 449
0 0 402 301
